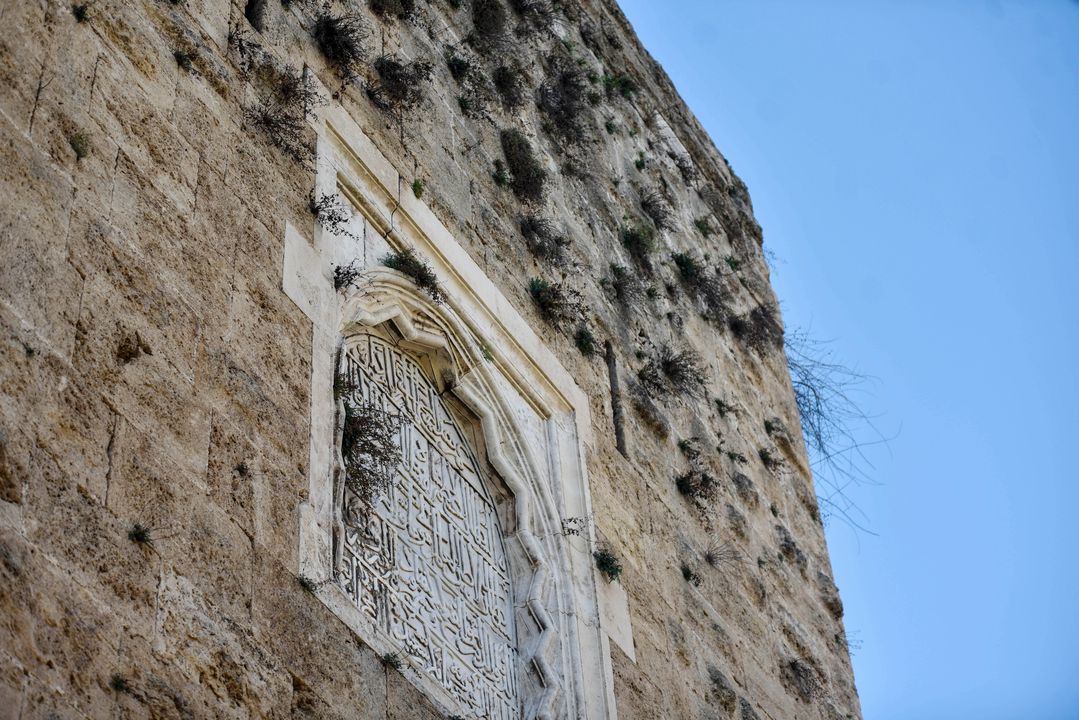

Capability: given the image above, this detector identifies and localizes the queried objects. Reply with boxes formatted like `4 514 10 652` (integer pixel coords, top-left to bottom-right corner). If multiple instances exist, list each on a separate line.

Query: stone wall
0 0 860 718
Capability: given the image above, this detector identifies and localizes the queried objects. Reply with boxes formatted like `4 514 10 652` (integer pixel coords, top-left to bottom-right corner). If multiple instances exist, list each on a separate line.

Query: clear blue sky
616 2 1079 718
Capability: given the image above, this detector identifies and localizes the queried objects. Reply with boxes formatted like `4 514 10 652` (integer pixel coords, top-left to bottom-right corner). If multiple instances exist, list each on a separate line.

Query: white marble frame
287 106 619 720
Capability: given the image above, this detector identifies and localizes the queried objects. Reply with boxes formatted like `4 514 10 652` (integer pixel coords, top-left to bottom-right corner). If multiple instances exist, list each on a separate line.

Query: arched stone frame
286 105 627 720
333 277 571 719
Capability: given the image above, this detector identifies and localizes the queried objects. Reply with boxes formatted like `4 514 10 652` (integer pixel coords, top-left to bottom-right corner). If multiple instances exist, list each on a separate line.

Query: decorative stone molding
287 104 622 719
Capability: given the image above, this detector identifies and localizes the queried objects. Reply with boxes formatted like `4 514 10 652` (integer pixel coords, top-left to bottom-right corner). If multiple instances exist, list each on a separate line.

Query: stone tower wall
0 0 860 718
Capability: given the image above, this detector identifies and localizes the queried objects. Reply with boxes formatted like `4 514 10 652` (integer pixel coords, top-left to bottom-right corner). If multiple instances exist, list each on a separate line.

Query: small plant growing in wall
704 540 742 570
715 398 736 417
471 0 509 49
383 247 447 304
379 652 403 670
694 216 714 237
729 304 784 353
312 10 368 82
108 674 131 694
758 447 782 472
173 48 195 72
593 547 623 582
638 345 705 398
296 574 321 594
333 261 362 291
370 0 416 21
368 55 434 115
603 72 637 100
528 277 581 327
620 223 656 268
340 399 404 503
538 61 592 142
493 64 525 108
604 264 646 308
500 129 546 202
68 130 91 160
674 469 717 502
641 189 675 230
244 64 322 162
411 178 425 198
72 3 89 22
309 192 357 238
680 562 702 587
127 523 154 546
519 215 569 264
574 325 596 357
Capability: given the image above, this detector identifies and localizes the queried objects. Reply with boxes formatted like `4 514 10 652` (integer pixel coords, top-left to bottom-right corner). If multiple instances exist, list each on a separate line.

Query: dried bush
538 61 591 141
729 303 783 353
493 64 525 108
675 469 717 502
492 159 510 186
109 674 130 693
620 223 656 267
775 525 807 573
446 53 471 82
520 215 569 263
309 192 355 237
341 399 403 503
370 0 416 20
471 0 508 47
715 398 736 417
677 437 701 462
383 247 447 304
639 344 705 397
368 56 433 114
758 447 782 472
731 472 759 507
672 252 705 286
127 523 153 545
507 0 554 31
380 652 403 670
641 188 675 230
500 129 546 202
593 547 623 582
602 72 637 99
173 49 194 72
574 325 596 357
694 216 714 236
785 328 885 533
333 261 362 291
780 658 819 703
312 11 368 81
72 3 89 22
673 152 697 184
680 563 703 587
244 64 322 162
704 540 742 570
528 277 580 326
605 264 646 307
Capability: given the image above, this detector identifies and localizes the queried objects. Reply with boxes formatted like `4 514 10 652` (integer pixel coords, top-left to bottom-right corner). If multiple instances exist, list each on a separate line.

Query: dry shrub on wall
641 188 675 230
493 64 526 108
604 264 647 308
528 277 581 327
638 344 706 398
368 56 434 114
729 303 783 353
620 223 656 269
369 0 416 21
519 215 569 264
538 60 592 142
500 129 546 202
383 247 447 304
507 0 555 32
340 400 403 504
472 0 509 49
312 10 369 83
244 62 324 162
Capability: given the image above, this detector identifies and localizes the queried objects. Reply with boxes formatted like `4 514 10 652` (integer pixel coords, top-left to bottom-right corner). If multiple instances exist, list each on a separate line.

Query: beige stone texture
0 0 860 718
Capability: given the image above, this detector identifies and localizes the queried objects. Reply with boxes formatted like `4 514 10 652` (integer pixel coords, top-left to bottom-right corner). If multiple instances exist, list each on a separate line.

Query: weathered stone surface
0 0 859 718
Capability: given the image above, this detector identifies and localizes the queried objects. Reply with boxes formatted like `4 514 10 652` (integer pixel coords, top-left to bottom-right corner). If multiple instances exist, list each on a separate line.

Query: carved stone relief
335 333 520 720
